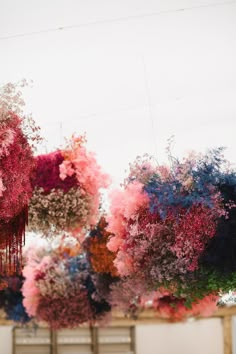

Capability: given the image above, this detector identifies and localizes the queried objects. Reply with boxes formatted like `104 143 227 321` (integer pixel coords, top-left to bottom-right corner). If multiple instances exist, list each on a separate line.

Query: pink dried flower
29 136 110 237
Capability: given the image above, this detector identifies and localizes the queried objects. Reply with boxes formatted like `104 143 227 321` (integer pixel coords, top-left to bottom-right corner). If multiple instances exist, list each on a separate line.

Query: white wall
136 319 224 354
0 326 13 354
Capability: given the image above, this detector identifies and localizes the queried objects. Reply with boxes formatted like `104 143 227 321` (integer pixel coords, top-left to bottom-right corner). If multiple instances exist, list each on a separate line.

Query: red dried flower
0 113 34 274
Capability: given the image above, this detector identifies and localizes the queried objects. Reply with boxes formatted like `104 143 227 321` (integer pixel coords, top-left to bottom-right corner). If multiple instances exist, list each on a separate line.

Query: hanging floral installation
0 275 30 323
22 236 111 329
0 279 7 291
107 148 236 310
83 217 120 319
0 81 39 274
85 217 118 277
0 80 235 323
140 291 218 321
28 136 110 237
151 294 218 321
110 279 218 321
110 277 146 319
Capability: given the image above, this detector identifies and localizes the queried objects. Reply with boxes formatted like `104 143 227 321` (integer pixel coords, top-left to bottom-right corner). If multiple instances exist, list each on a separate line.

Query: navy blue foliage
0 276 31 323
200 182 236 273
67 254 111 318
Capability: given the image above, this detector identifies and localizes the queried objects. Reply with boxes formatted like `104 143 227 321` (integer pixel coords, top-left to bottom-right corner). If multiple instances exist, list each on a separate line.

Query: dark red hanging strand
0 207 28 275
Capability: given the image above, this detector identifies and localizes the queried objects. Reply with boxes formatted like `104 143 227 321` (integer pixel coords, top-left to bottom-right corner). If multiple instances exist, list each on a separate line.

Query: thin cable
59 121 63 145
0 0 236 41
141 55 159 158
38 102 151 126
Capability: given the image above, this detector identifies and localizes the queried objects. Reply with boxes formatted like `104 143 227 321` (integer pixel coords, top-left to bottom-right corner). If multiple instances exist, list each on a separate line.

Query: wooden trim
223 316 232 354
90 325 98 354
51 329 56 354
8 308 236 354
12 327 15 354
130 326 136 353
1 307 236 327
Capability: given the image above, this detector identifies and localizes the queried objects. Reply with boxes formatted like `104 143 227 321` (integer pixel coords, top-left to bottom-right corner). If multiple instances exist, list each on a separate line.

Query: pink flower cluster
28 135 110 237
110 277 149 318
60 135 110 226
107 152 225 290
145 291 218 321
108 186 199 283
107 181 149 276
22 237 99 328
171 205 216 272
0 81 35 274
0 114 34 222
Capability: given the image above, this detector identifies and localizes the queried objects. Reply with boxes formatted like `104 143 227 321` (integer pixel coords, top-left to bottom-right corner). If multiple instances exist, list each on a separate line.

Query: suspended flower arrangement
85 217 118 277
0 81 39 274
22 236 111 329
110 277 147 319
0 275 30 323
107 148 236 307
28 136 110 237
110 281 218 321
141 291 218 321
0 279 7 291
83 217 120 316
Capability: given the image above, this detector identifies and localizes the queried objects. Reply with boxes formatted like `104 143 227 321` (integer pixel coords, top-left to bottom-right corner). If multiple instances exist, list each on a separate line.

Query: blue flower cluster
0 276 30 324
144 148 235 218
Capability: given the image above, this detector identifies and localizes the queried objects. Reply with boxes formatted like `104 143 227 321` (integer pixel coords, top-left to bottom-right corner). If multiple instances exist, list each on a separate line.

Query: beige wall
136 318 224 354
0 326 13 354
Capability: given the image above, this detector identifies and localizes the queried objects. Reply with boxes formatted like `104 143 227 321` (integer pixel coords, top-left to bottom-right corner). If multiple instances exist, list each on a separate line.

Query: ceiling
0 0 236 185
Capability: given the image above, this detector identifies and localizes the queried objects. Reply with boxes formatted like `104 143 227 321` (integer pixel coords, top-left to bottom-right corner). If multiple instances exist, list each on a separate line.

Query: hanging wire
141 55 159 159
0 0 236 41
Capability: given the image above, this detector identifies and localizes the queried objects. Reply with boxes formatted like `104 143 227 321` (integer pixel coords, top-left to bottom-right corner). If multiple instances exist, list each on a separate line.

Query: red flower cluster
171 205 217 272
28 136 110 237
0 113 34 274
151 292 218 321
37 291 94 329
